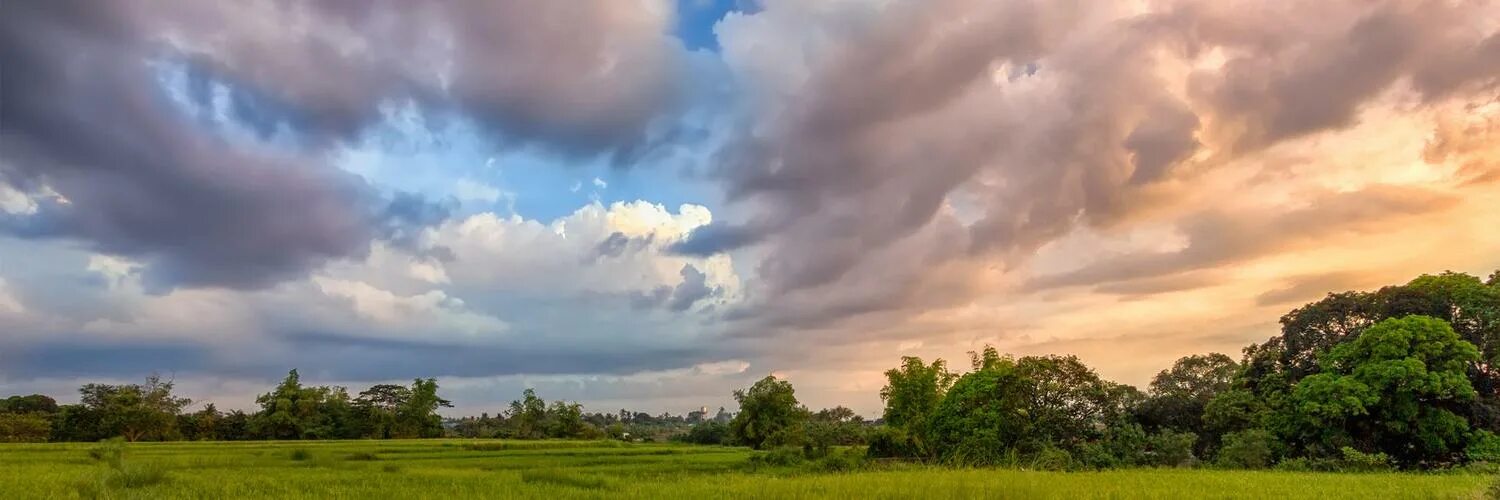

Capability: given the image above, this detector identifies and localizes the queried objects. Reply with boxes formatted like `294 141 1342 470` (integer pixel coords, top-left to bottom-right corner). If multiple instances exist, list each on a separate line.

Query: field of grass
0 439 1492 499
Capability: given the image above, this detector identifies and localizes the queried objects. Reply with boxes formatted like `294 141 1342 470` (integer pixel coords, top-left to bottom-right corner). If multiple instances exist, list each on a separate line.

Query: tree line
718 270 1500 471
4 269 1499 472
1 370 452 442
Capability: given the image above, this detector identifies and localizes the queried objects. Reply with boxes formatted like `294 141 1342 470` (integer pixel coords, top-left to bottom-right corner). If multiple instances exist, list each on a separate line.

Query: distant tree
0 413 51 442
713 406 732 423
357 384 411 438
78 374 191 441
251 369 348 439
397 378 452 438
729 376 807 449
1 394 59 415
217 410 252 441
506 389 547 439
546 400 587 438
178 404 222 441
0 394 59 442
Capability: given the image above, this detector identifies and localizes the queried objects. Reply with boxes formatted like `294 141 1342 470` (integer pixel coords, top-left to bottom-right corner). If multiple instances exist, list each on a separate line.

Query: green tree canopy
1287 315 1480 466
729 376 806 449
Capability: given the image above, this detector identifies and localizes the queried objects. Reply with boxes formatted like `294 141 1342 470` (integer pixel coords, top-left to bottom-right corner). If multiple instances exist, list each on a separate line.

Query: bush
289 448 312 461
811 449 869 472
1467 430 1500 464
0 412 52 442
748 447 806 467
1338 447 1391 472
866 426 924 460
1216 429 1275 469
678 421 729 445
1029 447 1073 471
1146 430 1197 467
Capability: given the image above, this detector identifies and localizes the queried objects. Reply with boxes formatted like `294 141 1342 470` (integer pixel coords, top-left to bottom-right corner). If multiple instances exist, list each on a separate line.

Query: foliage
0 412 51 442
1138 354 1238 455
1284 315 1479 467
729 376 807 450
677 421 730 445
865 426 925 460
879 356 954 439
1216 429 1277 469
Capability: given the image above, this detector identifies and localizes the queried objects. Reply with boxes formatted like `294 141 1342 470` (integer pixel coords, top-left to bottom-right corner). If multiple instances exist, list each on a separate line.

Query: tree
357 384 411 438
1285 315 1480 467
506 389 547 439
251 369 348 439
879 356 954 436
0 413 51 442
927 349 1145 465
927 356 1031 465
729 376 806 449
1015 355 1135 450
1138 353 1239 454
1 394 59 415
397 378 451 438
546 400 587 438
78 374 191 441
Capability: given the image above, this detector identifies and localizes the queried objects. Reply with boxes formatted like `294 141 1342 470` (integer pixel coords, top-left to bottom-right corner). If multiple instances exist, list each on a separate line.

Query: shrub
1467 430 1500 464
1338 447 1391 472
811 449 869 472
748 447 806 467
1216 429 1275 469
678 421 730 445
1147 430 1198 467
289 448 313 461
866 426 924 460
1030 447 1074 471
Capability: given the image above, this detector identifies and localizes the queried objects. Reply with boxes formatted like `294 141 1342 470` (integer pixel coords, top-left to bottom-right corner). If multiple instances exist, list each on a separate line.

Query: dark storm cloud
628 264 721 312
0 0 691 290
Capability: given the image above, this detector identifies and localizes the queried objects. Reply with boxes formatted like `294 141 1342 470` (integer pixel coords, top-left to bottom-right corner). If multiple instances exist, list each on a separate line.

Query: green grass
0 440 1490 499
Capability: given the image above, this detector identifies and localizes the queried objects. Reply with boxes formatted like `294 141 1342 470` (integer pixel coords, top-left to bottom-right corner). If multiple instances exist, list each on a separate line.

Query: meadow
0 440 1493 499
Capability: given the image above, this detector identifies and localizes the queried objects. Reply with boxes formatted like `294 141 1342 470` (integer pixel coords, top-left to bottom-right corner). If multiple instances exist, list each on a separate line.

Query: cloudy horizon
2 0 1498 418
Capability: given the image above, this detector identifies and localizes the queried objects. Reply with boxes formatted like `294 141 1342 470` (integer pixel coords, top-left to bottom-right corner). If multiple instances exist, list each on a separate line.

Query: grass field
0 440 1493 499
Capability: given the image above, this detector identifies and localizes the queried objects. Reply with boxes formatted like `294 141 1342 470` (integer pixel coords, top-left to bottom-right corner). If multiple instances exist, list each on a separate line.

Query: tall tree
1285 315 1480 467
729 376 807 449
879 356 954 434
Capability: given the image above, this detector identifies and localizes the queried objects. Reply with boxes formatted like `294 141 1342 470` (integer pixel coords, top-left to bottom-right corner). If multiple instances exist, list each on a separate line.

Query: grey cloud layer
0 0 692 289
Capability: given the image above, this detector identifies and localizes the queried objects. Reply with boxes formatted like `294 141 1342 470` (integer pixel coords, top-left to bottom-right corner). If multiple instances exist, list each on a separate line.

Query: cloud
699 0 1499 333
0 0 700 290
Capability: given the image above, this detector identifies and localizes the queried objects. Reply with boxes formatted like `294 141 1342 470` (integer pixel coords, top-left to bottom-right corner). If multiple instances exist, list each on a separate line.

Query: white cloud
0 182 38 215
593 177 608 189
311 276 509 341
431 201 739 300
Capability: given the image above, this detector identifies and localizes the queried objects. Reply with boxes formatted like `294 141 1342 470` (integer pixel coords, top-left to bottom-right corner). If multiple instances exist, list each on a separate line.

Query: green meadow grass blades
0 439 1492 499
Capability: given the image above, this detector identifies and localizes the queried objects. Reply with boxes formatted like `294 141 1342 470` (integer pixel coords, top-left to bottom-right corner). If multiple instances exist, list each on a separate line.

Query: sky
1 0 1499 418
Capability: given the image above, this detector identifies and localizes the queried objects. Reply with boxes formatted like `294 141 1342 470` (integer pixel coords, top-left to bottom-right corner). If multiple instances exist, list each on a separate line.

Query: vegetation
3 269 1500 496
0 439 1487 499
